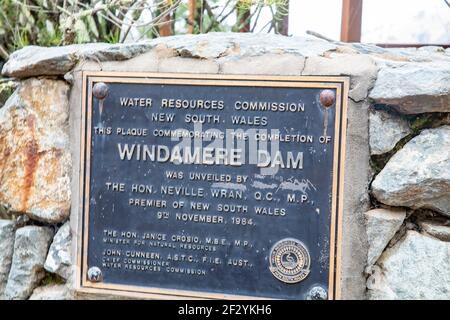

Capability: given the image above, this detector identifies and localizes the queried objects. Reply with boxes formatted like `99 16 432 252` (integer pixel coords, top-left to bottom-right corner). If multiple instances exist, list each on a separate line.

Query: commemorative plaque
77 73 348 300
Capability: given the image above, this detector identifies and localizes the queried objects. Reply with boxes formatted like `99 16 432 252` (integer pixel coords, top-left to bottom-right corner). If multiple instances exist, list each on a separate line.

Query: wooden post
159 0 173 37
237 1 251 32
277 0 289 36
188 0 196 34
340 0 362 42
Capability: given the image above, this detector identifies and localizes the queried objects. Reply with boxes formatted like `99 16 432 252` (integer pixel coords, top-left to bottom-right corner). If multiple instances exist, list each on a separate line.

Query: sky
285 0 450 43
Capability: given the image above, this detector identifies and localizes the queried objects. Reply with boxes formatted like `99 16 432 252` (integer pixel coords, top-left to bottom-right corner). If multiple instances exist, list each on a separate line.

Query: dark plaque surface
78 73 348 300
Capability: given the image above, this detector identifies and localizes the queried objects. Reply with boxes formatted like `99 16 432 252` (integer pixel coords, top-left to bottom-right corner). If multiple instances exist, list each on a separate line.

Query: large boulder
44 222 72 280
0 78 71 223
365 208 406 267
1 42 155 78
369 109 411 155
372 126 450 217
369 60 450 114
0 219 15 297
4 226 53 300
368 231 450 299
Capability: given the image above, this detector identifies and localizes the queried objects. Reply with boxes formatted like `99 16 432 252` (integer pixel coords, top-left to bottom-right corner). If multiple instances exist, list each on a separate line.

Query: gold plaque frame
75 72 349 300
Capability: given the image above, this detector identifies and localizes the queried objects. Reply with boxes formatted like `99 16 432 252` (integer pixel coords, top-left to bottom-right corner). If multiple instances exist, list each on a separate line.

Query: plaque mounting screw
87 266 103 283
306 286 328 300
93 82 109 100
319 90 335 108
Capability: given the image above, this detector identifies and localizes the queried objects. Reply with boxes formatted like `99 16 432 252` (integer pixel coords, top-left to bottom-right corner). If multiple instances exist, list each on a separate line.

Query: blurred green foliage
39 272 66 286
0 80 17 105
0 1 289 59
0 0 129 56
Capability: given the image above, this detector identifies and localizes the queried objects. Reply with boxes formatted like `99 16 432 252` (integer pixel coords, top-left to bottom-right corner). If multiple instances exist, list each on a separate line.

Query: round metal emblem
87 266 103 282
269 238 311 284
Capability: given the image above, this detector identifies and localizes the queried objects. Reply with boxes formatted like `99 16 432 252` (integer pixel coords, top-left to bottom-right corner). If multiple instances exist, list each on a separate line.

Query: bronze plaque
76 73 348 300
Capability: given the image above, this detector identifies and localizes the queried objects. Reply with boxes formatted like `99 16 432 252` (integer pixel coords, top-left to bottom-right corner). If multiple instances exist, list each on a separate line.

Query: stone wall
0 33 449 300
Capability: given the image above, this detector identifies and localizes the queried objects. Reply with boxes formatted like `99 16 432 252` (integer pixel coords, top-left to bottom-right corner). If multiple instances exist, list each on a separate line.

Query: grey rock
340 42 450 63
417 46 446 54
44 222 72 280
382 46 450 63
367 231 450 299
0 220 15 297
369 60 450 114
350 43 390 55
369 109 411 155
4 226 53 300
29 284 71 300
154 32 337 60
419 220 450 242
302 54 378 102
365 208 406 266
219 54 304 76
2 42 155 78
3 33 337 79
329 41 448 62
372 126 450 216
